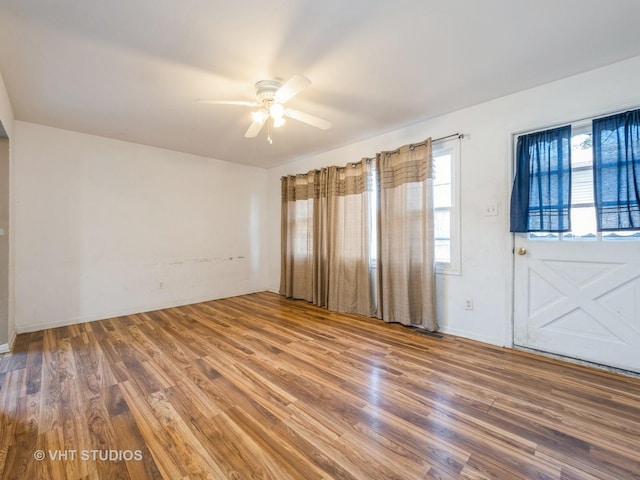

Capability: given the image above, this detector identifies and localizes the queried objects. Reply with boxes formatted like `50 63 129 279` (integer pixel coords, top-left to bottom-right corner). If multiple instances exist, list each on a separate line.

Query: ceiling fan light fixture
273 116 286 128
269 102 285 120
251 109 267 124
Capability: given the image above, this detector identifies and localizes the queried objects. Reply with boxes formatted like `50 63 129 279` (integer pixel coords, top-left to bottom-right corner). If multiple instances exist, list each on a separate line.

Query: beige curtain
280 171 321 303
377 139 437 330
280 161 375 317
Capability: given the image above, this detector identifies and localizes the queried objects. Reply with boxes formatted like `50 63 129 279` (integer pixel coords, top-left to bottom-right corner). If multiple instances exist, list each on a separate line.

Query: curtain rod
283 133 464 175
434 132 464 143
407 132 463 152
363 132 463 161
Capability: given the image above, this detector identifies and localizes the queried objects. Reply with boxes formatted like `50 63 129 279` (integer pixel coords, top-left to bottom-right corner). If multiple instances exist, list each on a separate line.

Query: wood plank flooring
1 291 639 479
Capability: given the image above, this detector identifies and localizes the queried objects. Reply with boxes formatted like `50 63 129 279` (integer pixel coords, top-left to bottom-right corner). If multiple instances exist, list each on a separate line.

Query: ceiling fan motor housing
255 80 282 104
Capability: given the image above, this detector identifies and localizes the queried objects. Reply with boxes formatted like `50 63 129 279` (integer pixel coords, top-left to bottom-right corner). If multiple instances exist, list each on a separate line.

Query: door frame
505 130 516 349
505 115 640 374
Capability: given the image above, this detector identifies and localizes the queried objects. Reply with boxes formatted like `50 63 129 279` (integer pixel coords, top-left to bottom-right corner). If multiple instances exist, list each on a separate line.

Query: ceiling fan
196 74 332 143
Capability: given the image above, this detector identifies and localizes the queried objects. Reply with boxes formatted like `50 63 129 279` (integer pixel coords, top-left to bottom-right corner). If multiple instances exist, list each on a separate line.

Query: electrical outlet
159 281 164 289
464 297 473 310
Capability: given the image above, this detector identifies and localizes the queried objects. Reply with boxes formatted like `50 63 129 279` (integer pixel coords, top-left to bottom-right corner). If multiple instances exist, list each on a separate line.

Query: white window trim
434 139 461 275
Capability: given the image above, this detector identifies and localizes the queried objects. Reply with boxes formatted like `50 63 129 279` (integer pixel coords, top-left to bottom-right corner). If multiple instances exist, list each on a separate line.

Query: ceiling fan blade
194 99 259 107
274 74 311 103
244 118 266 138
286 109 332 130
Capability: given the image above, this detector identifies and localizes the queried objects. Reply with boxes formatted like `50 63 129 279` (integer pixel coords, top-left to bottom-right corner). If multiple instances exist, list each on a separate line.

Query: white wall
267 55 640 347
14 122 268 332
0 71 15 351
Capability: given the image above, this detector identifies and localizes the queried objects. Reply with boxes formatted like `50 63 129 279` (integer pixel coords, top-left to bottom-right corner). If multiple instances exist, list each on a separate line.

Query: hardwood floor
0 291 639 479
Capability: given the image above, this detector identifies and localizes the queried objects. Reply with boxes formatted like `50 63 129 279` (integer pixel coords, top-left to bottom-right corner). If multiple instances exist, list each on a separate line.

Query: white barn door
513 235 640 373
512 123 640 374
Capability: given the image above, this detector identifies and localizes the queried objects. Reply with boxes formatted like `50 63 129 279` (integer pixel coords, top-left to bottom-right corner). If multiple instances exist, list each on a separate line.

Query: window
520 118 640 242
292 198 313 256
433 142 461 274
564 125 597 239
366 141 460 274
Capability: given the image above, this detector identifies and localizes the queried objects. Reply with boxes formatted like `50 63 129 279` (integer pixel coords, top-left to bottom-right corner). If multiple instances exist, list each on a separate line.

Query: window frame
516 117 640 243
433 140 461 275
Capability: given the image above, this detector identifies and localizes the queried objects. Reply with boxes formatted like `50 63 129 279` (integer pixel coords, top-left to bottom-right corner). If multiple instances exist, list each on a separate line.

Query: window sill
436 263 461 276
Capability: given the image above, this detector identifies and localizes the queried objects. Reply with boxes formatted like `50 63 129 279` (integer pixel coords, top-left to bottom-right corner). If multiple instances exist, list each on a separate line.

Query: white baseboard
438 325 505 347
15 288 267 334
0 330 16 353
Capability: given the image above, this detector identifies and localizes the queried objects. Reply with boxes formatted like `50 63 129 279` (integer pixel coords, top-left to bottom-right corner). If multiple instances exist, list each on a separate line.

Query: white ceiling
1 1 640 168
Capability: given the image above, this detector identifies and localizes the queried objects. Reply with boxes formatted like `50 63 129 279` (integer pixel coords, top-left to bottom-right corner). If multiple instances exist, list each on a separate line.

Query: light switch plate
484 204 498 216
